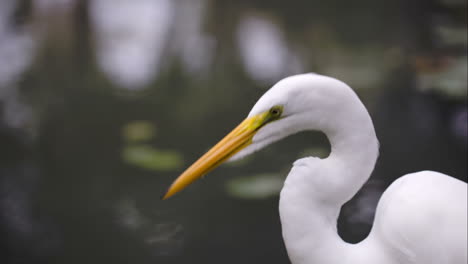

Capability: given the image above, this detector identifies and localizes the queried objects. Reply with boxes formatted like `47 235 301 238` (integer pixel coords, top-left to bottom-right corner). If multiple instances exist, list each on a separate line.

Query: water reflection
171 0 215 77
115 199 185 256
90 0 174 89
237 14 303 84
0 0 36 134
0 27 35 88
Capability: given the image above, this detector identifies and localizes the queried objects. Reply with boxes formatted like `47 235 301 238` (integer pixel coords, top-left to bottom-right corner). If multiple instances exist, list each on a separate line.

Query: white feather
231 73 467 264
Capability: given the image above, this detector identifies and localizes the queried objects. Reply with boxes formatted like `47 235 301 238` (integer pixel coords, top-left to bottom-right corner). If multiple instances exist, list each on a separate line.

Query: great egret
163 74 467 264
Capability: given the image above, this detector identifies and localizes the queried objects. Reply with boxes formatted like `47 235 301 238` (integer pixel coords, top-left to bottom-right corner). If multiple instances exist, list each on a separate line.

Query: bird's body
371 171 467 264
163 74 467 264
282 166 467 264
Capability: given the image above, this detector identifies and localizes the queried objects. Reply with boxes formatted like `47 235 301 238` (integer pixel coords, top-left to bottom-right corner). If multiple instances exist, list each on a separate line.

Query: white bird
163 74 467 264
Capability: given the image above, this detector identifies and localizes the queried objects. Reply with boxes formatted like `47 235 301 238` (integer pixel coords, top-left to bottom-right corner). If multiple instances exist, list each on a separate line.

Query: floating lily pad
226 173 284 199
122 121 156 142
122 145 183 171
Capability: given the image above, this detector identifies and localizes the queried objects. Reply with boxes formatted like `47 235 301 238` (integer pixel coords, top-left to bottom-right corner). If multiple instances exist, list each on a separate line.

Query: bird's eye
269 105 283 117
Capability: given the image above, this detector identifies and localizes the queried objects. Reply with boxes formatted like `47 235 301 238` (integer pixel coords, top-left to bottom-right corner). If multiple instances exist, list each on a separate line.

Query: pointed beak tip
160 115 263 200
160 188 173 200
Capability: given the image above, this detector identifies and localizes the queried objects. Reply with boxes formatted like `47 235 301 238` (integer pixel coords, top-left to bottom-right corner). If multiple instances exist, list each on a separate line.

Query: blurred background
0 0 466 263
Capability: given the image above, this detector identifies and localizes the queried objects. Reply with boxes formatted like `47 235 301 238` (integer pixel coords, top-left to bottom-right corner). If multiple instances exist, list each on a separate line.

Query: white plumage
230 74 467 264
164 73 467 264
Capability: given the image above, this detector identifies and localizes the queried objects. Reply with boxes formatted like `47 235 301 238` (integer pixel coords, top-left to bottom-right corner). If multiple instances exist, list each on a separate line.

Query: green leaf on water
122 121 156 142
122 145 183 172
225 173 284 199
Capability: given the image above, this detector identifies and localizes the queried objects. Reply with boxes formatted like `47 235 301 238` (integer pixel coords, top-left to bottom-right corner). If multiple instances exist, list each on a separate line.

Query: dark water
0 0 466 263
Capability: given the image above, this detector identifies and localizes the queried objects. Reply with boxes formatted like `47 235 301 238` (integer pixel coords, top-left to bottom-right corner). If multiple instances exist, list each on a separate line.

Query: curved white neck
279 100 379 264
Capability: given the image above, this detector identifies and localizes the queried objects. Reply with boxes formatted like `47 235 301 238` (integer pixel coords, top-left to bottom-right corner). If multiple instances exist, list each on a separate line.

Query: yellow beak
162 112 269 200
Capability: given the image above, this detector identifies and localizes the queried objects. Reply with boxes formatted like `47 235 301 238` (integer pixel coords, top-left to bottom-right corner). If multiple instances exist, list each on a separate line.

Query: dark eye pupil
270 107 281 115
268 106 282 118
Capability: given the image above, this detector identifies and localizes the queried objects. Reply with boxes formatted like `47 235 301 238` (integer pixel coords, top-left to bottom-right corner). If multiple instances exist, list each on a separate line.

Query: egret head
162 73 357 199
231 73 355 161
